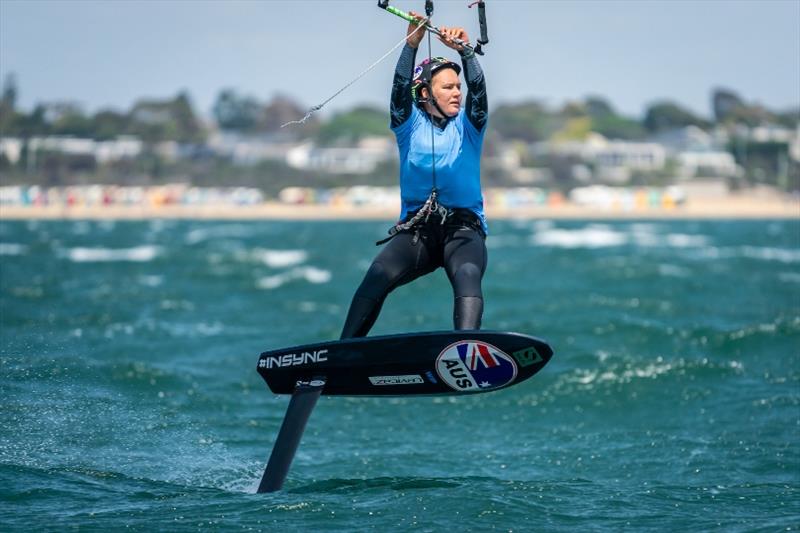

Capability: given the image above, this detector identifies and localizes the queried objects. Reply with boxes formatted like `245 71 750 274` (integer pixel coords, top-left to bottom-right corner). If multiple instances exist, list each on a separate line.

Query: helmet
411 57 461 103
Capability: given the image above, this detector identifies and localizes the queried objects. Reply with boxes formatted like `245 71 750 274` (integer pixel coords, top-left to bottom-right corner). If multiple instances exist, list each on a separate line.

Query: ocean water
1 218 798 532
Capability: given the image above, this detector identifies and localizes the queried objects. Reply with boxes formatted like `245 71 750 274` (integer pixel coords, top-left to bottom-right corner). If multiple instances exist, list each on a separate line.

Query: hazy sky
1 0 798 120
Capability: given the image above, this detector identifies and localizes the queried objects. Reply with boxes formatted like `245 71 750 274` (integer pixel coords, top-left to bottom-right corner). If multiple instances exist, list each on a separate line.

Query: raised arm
390 11 425 128
460 49 487 131
436 26 487 131
390 44 418 128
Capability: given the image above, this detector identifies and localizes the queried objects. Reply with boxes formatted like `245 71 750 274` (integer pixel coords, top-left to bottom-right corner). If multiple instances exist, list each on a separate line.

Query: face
422 68 462 118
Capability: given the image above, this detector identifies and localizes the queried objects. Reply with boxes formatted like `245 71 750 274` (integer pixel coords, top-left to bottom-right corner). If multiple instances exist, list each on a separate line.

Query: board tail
256 378 325 493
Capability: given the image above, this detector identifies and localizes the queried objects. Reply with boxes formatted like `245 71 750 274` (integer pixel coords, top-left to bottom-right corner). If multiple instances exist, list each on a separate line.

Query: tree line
2 72 796 144
0 72 797 192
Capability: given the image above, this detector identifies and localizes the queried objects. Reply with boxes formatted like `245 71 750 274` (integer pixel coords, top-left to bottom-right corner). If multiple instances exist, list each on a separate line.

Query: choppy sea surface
1 218 798 532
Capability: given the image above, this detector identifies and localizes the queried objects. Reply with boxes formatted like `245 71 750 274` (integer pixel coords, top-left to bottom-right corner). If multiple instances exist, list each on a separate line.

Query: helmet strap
419 83 454 120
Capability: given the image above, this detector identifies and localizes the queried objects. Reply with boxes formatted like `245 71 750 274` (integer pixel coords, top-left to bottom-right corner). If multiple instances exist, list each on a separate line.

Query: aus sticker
435 340 517 392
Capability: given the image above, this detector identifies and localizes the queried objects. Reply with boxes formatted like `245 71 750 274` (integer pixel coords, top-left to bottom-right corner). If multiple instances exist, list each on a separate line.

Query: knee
452 262 483 297
356 261 393 300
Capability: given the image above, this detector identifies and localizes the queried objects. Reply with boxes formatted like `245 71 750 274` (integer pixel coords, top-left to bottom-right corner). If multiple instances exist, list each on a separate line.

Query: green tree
50 103 94 137
128 92 205 143
314 106 389 146
0 73 19 135
581 96 645 140
490 100 556 143
259 94 319 137
643 101 709 132
14 104 48 137
91 110 129 140
585 96 615 118
212 89 260 131
592 115 646 140
712 88 743 123
172 91 205 143
776 108 800 129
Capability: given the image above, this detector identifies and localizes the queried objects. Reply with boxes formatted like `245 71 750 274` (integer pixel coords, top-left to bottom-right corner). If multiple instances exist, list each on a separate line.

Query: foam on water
0 242 28 255
739 245 800 263
257 249 309 268
658 263 692 277
530 225 628 248
184 224 257 245
257 266 332 290
664 233 710 248
62 245 161 262
138 275 164 287
779 272 800 283
529 223 712 249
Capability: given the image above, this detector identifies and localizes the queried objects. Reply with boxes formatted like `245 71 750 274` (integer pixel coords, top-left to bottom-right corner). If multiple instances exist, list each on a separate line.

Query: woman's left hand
437 26 470 51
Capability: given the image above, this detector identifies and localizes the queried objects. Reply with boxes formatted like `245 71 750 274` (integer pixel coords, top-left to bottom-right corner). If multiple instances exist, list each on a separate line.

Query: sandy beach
1 194 797 221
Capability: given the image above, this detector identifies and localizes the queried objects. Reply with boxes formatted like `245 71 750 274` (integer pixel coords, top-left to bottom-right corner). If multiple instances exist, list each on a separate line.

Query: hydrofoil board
257 330 552 396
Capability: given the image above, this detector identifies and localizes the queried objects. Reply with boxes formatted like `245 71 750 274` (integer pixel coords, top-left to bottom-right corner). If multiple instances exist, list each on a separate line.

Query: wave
663 233 710 248
739 246 800 264
138 275 164 287
257 249 308 268
0 242 27 255
185 224 256 245
779 272 800 283
658 263 691 277
681 245 800 263
530 224 712 250
530 226 628 248
547 355 746 397
257 266 332 290
63 245 161 263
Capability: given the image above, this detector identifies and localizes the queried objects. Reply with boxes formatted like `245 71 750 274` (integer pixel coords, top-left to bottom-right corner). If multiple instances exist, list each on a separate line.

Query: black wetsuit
340 45 488 339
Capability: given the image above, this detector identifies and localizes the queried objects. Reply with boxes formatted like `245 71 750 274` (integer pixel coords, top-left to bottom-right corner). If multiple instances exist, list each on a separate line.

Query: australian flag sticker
435 340 518 392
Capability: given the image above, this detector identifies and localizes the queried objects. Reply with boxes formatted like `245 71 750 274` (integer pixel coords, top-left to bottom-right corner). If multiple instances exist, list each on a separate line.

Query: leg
340 233 434 339
444 228 487 330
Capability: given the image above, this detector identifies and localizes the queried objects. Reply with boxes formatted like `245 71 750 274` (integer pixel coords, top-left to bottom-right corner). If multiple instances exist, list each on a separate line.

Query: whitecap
778 272 800 283
0 243 27 255
530 226 628 248
665 233 710 248
139 275 164 287
257 266 332 290
628 224 661 247
532 220 555 231
185 224 254 245
739 246 800 264
65 245 161 262
658 264 691 277
568 361 673 386
71 221 91 235
257 249 308 268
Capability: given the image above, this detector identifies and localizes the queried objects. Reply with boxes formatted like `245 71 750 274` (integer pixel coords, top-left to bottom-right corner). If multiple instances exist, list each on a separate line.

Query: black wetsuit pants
340 212 487 339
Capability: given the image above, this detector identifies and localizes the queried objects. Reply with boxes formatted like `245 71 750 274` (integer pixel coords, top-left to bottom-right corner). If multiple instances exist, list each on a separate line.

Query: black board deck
257 330 553 396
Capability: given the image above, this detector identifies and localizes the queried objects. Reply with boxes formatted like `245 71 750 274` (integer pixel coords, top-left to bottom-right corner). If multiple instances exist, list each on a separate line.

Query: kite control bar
377 0 488 56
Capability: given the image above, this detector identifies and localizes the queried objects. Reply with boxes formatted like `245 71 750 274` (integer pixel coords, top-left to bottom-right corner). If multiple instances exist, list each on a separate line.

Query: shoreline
1 197 797 221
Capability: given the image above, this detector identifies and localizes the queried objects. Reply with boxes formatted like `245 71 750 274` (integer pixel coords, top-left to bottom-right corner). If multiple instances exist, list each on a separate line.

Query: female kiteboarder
340 11 489 339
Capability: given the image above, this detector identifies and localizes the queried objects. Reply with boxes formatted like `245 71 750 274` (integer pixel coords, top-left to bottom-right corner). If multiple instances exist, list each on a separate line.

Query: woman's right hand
405 10 426 48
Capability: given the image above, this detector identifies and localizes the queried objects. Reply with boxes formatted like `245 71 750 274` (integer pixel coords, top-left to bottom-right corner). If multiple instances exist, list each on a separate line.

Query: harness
375 189 450 245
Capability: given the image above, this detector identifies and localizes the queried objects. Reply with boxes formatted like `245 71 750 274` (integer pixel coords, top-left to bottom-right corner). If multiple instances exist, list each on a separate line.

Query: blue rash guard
389 44 489 233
